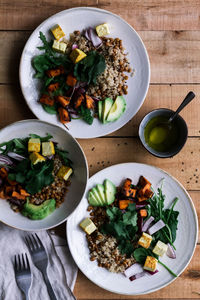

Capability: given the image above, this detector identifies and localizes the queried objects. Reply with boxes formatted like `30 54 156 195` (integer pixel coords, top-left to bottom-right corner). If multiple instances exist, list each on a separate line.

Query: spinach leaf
42 104 57 115
74 51 106 85
134 248 158 264
55 146 72 167
78 105 94 125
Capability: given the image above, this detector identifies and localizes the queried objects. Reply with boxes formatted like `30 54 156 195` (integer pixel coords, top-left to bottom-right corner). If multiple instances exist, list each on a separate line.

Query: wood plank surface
0 84 200 137
1 31 200 84
1 1 200 31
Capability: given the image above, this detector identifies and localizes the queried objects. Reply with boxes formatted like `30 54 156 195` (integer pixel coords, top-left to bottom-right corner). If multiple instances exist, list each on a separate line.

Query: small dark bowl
139 108 188 158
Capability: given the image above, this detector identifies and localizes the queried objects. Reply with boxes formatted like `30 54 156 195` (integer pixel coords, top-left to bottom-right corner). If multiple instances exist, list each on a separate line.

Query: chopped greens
74 51 106 85
78 105 94 125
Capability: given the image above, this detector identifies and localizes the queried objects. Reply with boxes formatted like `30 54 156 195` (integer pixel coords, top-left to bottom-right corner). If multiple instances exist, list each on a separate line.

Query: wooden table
1 0 200 298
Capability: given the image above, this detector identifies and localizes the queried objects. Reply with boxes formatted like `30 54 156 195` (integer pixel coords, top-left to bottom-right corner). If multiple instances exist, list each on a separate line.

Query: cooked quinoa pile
64 31 132 100
86 206 136 273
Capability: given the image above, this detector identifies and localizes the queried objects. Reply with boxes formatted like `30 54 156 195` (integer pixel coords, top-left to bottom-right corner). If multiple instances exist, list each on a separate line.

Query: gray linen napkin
0 222 77 300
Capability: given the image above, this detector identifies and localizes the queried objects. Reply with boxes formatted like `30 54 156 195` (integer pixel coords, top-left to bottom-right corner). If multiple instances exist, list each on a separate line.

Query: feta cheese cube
96 23 110 37
57 166 73 181
29 152 45 165
153 240 168 257
42 141 55 156
70 48 87 63
28 138 41 152
143 256 157 272
80 218 97 235
51 25 65 40
52 40 67 53
138 232 152 249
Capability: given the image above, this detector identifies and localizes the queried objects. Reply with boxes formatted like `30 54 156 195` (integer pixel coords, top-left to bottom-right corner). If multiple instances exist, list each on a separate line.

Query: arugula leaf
78 105 94 125
37 32 56 57
74 51 106 85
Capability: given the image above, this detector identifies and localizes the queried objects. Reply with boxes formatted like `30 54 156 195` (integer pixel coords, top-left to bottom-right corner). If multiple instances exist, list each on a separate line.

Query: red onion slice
146 269 159 275
72 44 78 50
7 152 25 161
124 263 143 278
0 154 14 165
88 27 102 48
129 271 146 281
167 243 176 259
148 219 165 235
142 216 154 232
84 29 90 41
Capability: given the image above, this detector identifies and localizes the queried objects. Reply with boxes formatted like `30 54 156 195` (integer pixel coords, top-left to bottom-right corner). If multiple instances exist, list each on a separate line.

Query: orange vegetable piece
119 200 133 210
47 82 59 92
66 74 77 87
74 94 84 109
5 185 15 195
56 95 70 107
20 189 30 197
39 94 55 106
121 178 136 198
0 167 8 178
58 107 71 124
12 191 26 200
86 95 95 109
46 68 62 78
0 190 6 199
139 209 147 217
144 189 154 199
7 179 17 186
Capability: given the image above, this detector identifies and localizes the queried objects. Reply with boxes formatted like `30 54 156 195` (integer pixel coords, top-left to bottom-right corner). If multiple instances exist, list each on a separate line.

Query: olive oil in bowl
139 109 188 158
144 116 179 152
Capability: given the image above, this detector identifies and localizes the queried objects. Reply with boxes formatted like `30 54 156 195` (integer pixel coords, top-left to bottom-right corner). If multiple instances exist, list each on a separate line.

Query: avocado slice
22 199 56 220
98 101 103 122
102 98 114 123
104 179 116 205
106 96 126 122
91 187 104 206
88 190 101 206
96 184 106 204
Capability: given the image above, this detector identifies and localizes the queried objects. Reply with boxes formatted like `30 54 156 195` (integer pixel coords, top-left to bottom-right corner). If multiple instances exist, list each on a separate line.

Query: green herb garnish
78 105 94 125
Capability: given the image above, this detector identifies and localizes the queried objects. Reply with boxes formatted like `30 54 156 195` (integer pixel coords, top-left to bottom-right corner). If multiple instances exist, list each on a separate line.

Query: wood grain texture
1 31 200 84
1 0 200 31
74 245 200 299
0 84 200 137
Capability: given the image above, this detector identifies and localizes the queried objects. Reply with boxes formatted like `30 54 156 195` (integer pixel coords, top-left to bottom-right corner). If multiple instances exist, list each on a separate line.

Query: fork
14 253 32 300
25 233 77 300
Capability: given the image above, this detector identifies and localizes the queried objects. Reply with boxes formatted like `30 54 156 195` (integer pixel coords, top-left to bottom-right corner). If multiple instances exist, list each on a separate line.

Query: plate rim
66 162 198 295
0 119 89 231
19 6 150 139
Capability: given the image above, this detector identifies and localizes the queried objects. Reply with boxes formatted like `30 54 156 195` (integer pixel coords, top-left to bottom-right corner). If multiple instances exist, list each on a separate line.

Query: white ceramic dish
67 163 198 295
19 7 150 139
0 120 88 231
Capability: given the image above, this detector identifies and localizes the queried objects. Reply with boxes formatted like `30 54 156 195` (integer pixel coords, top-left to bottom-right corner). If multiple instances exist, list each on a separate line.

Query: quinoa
64 31 132 100
86 206 136 273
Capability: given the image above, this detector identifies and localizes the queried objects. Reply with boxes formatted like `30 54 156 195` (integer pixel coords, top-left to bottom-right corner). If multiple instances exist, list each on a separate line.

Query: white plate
19 7 150 139
67 163 198 295
0 120 88 231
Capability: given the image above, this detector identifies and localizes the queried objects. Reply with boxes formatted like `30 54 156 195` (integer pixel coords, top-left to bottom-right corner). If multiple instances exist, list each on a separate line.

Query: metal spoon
168 91 195 124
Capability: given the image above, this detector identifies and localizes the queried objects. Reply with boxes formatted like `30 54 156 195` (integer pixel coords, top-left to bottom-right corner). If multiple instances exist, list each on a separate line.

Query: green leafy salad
80 176 179 280
0 133 73 220
32 23 130 127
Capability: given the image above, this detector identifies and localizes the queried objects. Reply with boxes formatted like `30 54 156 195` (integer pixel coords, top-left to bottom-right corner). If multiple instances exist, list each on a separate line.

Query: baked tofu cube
153 240 168 257
143 256 157 272
138 232 152 249
80 218 97 235
96 23 110 37
57 166 73 181
51 25 65 40
52 40 67 53
70 48 87 63
29 152 45 165
42 141 55 156
28 138 41 152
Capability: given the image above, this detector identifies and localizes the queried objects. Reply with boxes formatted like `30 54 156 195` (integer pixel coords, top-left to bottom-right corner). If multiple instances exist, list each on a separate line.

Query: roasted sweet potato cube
144 189 154 199
86 95 95 109
138 176 151 188
47 82 59 92
66 74 77 87
119 200 133 210
0 167 8 178
46 68 62 78
39 94 55 106
74 94 84 109
56 95 70 107
58 107 71 124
